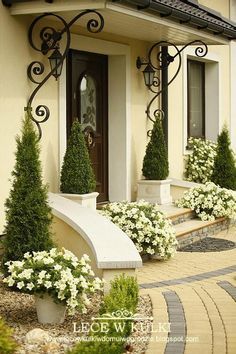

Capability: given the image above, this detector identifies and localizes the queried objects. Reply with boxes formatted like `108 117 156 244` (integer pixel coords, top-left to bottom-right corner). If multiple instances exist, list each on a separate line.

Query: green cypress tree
211 126 236 190
60 120 96 194
2 112 53 268
142 117 169 180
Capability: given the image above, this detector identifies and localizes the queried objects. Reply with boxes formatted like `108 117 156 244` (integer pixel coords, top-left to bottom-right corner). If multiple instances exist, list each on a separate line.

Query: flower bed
0 278 151 354
3 248 103 315
185 137 217 183
101 200 177 259
176 182 236 221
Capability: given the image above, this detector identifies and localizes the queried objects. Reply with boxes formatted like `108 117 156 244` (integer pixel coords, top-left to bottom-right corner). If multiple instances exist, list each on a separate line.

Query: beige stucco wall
0 0 233 231
0 7 151 230
0 7 30 233
168 43 231 179
167 0 231 179
199 0 229 18
0 4 59 232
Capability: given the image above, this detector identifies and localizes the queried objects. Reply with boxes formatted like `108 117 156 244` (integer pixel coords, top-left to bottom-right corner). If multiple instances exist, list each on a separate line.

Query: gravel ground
0 280 152 353
179 237 236 252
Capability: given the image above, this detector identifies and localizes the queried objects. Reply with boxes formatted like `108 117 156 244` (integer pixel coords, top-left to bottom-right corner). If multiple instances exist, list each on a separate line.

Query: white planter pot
59 192 99 210
35 294 66 324
137 179 172 205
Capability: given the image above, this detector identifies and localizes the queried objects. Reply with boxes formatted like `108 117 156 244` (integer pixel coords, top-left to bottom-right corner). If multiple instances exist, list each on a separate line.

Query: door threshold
96 201 109 210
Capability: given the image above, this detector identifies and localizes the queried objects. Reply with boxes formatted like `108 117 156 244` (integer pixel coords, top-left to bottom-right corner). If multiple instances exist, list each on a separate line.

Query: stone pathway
137 226 236 354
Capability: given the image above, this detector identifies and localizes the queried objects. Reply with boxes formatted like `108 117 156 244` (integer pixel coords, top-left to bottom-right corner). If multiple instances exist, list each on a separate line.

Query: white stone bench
48 193 142 286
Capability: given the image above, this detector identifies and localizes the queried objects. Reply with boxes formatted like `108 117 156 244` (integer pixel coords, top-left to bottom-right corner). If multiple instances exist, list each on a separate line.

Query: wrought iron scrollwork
137 40 208 124
26 10 104 139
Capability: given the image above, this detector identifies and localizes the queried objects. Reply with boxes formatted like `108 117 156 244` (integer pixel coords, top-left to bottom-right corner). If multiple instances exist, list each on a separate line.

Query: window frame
187 59 206 139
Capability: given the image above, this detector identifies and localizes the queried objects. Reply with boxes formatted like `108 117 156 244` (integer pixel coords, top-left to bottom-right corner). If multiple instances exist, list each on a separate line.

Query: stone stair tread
175 217 226 237
158 204 193 218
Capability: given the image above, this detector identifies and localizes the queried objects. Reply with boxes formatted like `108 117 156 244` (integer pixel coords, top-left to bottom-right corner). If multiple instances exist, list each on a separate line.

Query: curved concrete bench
48 193 142 284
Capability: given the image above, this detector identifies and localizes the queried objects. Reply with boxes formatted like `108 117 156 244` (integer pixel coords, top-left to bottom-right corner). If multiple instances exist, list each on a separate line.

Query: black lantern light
48 48 63 80
136 40 208 123
142 63 155 87
25 10 104 139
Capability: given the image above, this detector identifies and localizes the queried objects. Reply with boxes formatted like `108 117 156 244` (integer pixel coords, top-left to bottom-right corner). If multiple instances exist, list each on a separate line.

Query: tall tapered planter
137 116 172 205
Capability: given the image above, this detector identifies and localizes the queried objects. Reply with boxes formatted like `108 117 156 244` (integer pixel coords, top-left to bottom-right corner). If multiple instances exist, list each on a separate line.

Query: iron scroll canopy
136 40 208 124
25 10 104 139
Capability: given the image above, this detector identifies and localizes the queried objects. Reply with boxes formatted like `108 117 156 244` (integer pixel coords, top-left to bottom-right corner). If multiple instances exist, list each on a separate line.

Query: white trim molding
182 47 220 153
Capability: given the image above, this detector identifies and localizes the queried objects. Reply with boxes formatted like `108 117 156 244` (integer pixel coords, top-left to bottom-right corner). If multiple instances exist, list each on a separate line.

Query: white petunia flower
17 281 24 289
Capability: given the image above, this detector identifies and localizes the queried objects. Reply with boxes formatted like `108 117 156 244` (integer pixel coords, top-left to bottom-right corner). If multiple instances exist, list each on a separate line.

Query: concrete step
158 204 195 225
175 217 231 249
96 202 233 249
97 203 195 225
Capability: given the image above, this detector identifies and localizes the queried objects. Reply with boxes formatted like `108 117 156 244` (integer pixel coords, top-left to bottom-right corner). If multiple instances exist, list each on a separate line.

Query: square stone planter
137 179 172 205
58 192 99 210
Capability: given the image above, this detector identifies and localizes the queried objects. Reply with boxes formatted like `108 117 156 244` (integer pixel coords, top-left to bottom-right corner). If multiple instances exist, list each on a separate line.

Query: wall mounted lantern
48 48 63 80
25 10 104 139
136 40 208 124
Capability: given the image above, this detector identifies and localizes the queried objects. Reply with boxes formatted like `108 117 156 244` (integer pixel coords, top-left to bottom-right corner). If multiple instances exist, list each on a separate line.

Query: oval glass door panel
80 74 97 132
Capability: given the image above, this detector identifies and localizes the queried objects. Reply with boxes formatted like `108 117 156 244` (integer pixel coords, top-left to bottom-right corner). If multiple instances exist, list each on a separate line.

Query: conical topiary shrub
142 117 169 180
211 125 236 190
60 120 96 194
2 111 54 270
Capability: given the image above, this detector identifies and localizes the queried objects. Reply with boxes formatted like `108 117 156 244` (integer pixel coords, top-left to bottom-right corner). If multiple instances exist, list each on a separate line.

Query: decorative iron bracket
26 10 104 139
136 40 208 123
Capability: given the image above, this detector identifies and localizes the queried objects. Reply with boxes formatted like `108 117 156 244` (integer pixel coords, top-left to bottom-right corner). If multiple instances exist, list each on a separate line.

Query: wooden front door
67 49 108 203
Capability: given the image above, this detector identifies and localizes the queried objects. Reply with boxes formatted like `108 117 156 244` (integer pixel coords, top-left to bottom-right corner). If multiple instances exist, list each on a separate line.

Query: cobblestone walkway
137 227 236 354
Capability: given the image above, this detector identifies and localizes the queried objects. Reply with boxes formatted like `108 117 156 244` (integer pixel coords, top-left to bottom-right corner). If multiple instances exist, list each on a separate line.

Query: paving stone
217 281 236 301
137 226 236 354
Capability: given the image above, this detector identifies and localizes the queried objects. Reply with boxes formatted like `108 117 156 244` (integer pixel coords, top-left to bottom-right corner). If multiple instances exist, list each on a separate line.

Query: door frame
67 49 109 202
59 34 131 202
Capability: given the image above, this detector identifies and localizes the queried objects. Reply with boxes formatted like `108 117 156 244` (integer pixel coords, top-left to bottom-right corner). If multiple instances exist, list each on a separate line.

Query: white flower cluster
3 248 103 315
185 137 217 183
101 200 177 259
176 182 236 221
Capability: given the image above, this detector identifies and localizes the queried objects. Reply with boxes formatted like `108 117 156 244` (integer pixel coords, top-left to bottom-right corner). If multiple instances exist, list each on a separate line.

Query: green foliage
60 120 96 194
0 317 18 354
142 117 169 180
184 137 217 183
2 112 53 271
100 273 139 318
68 337 124 354
68 275 139 354
211 126 236 190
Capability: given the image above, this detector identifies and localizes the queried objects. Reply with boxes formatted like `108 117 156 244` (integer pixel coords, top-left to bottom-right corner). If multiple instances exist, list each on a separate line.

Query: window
187 60 205 138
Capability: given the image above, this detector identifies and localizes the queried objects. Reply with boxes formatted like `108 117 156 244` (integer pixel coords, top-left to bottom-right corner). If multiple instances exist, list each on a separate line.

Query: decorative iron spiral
144 39 208 125
26 10 104 139
27 61 44 84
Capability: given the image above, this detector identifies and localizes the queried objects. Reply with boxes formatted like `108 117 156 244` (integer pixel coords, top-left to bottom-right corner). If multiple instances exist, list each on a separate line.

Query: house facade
1 0 236 233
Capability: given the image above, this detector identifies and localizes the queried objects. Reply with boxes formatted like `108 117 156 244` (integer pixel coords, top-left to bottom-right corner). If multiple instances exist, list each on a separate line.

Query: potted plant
3 248 103 324
137 115 172 204
60 119 98 209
